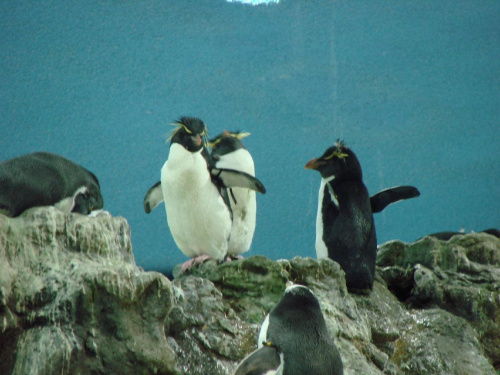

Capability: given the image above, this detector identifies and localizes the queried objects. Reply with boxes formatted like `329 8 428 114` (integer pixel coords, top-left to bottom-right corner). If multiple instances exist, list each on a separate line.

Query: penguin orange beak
305 158 323 170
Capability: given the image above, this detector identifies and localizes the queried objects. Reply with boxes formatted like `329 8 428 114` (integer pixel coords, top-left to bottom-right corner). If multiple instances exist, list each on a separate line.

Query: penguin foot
225 255 244 262
181 254 213 272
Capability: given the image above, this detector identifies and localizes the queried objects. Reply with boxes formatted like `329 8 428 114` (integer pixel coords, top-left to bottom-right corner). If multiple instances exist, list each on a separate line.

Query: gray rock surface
1 207 498 374
0 207 177 375
377 234 500 373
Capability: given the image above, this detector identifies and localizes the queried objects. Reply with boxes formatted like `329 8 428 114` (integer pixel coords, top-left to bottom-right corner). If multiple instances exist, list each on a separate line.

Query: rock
171 256 384 375
166 276 257 375
377 233 500 370
1 207 498 374
0 207 178 375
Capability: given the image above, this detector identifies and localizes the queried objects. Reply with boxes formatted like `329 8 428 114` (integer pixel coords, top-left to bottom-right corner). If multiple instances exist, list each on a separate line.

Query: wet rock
1 207 498 374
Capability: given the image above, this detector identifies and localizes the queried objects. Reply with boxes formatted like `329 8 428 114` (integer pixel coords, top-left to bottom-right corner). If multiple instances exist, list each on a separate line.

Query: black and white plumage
234 283 343 375
143 117 265 271
233 343 282 375
209 131 262 257
305 140 420 292
0 152 103 217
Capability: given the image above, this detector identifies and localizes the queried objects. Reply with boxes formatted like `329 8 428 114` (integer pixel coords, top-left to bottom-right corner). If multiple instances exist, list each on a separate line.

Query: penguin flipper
233 345 282 375
143 181 164 214
211 168 266 194
370 185 420 213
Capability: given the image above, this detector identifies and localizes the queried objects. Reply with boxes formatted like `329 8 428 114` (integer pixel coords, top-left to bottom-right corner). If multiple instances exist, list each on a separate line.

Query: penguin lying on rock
0 152 103 217
209 131 259 259
143 117 265 271
233 283 344 375
306 140 420 293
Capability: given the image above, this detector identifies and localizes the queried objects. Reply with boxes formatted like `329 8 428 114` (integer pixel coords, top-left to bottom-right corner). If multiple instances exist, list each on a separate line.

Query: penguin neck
164 143 209 186
167 143 205 169
321 176 338 207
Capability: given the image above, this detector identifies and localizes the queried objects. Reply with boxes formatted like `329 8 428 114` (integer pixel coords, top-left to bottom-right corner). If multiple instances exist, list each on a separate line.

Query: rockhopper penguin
0 151 103 217
209 131 260 258
234 283 344 375
306 140 420 292
143 117 265 271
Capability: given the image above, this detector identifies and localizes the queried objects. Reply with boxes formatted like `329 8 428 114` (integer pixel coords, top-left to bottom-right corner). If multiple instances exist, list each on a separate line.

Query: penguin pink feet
180 254 213 272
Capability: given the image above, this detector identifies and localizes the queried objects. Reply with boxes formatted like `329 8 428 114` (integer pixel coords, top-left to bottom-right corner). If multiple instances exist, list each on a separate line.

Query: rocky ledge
0 207 498 374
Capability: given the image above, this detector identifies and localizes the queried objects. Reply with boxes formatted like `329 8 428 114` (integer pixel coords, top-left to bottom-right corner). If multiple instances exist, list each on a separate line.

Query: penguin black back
0 152 103 217
264 285 343 375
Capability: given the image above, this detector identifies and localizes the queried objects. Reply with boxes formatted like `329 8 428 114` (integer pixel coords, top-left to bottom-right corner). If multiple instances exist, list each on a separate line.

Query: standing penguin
305 140 419 292
234 283 344 375
209 131 260 258
143 117 266 271
0 152 103 217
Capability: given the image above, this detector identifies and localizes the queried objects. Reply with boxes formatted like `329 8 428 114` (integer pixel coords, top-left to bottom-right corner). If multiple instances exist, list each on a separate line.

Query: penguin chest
161 154 231 261
315 176 337 259
316 179 375 258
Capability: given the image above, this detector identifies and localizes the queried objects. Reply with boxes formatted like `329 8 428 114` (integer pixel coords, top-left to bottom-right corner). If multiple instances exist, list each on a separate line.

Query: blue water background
1 0 499 275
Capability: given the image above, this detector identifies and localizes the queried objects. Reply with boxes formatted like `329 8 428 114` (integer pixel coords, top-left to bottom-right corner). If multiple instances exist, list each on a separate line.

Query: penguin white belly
227 187 256 255
315 176 335 259
162 145 231 261
216 149 257 256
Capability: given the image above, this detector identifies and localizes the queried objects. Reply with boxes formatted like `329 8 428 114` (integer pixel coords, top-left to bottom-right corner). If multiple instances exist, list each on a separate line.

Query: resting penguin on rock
143 117 266 271
233 283 344 375
209 131 261 259
306 140 420 292
0 152 103 217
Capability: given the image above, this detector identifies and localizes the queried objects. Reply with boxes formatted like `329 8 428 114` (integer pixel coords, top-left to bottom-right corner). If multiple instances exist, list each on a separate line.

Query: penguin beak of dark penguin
305 158 324 170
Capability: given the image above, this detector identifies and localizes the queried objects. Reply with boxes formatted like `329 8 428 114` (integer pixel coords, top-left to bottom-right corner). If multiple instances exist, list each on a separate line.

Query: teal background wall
1 0 498 275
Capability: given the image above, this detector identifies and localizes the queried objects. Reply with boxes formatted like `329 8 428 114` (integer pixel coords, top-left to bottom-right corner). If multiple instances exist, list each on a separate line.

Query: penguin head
305 140 362 180
208 131 250 160
72 186 104 215
169 117 208 152
273 283 322 316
